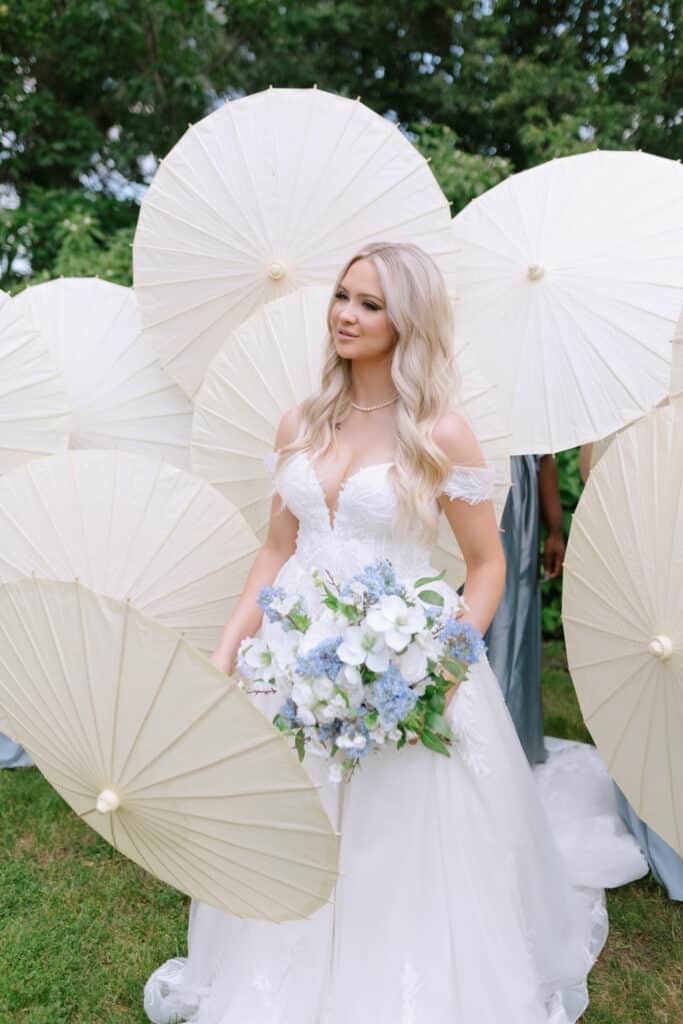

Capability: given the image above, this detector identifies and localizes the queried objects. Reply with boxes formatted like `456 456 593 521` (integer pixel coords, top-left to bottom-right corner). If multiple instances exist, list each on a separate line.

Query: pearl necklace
350 394 399 412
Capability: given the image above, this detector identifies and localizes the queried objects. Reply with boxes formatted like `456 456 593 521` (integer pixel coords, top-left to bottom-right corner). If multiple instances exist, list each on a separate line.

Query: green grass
0 642 681 1022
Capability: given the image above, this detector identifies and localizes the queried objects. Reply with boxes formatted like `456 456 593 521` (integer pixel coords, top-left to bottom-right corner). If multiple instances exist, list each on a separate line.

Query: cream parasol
672 305 683 399
13 278 192 469
452 149 683 454
0 577 338 919
0 290 71 473
563 401 683 856
192 286 510 587
133 86 458 397
0 450 259 654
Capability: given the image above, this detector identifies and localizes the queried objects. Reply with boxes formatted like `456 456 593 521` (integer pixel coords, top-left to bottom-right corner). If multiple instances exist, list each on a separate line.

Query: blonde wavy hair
278 241 461 543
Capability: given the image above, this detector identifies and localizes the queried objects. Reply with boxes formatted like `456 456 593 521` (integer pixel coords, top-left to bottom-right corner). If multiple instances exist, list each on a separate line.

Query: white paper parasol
133 86 458 397
0 577 338 919
672 305 683 400
192 286 510 587
563 401 683 856
0 450 259 654
0 290 71 473
452 150 683 454
13 278 192 468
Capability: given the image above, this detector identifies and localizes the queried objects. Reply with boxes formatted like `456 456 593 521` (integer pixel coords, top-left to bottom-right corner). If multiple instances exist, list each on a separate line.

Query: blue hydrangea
438 619 487 665
295 637 343 680
373 662 418 727
257 585 287 623
338 718 371 757
278 697 300 728
340 558 406 604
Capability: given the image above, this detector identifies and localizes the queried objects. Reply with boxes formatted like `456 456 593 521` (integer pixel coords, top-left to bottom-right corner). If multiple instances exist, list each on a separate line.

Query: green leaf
334 685 350 707
428 692 446 714
364 710 379 730
414 568 446 587
442 657 468 680
294 729 306 762
289 612 310 632
420 728 451 757
425 711 454 741
417 589 444 607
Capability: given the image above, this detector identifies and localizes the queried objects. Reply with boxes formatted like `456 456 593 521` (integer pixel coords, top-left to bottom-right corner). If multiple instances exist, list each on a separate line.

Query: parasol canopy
0 577 339 920
13 278 192 469
134 86 458 397
0 290 71 473
563 401 683 856
672 305 683 400
452 150 683 454
0 450 259 654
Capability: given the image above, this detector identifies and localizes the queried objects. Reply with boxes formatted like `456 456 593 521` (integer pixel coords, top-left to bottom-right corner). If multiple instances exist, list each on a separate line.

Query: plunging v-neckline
299 451 393 531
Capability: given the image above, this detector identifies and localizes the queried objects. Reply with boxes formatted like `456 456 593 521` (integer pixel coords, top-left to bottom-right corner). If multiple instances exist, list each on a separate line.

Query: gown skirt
144 563 648 1024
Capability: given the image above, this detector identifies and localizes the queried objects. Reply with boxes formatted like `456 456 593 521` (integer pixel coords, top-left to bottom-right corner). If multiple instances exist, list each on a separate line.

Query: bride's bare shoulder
275 404 304 449
432 411 485 468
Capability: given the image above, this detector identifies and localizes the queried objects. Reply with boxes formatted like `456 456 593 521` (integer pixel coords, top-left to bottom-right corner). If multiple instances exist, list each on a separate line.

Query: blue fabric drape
485 455 547 765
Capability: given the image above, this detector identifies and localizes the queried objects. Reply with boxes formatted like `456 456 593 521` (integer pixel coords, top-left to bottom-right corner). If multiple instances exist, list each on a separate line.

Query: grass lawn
0 640 681 1023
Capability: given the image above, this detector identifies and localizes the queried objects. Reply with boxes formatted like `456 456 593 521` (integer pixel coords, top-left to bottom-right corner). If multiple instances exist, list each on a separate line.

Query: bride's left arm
435 413 506 636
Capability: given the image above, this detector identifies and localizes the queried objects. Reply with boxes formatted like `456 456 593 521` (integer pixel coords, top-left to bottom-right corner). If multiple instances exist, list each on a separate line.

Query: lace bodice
265 450 495 582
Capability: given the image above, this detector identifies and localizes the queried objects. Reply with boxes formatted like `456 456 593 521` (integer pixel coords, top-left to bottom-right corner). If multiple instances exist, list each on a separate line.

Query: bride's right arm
210 408 301 675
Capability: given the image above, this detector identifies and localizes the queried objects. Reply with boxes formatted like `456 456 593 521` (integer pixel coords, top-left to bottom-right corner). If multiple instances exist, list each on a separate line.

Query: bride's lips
336 328 359 339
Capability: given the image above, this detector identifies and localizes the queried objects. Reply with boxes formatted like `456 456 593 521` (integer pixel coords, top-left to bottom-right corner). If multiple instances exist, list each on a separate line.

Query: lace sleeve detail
442 464 496 504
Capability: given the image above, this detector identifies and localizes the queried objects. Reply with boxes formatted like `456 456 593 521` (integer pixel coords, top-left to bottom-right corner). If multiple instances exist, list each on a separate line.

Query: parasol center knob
648 635 673 661
96 788 122 814
268 261 287 281
527 263 545 281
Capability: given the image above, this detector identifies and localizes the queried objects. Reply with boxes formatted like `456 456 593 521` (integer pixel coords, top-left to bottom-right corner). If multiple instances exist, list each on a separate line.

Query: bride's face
330 258 396 361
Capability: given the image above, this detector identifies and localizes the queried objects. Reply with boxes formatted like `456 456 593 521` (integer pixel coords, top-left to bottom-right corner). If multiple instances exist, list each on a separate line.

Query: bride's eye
363 301 380 311
335 291 348 300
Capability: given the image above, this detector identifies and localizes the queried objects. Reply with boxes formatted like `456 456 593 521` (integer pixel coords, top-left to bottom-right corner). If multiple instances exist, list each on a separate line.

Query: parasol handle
648 635 673 661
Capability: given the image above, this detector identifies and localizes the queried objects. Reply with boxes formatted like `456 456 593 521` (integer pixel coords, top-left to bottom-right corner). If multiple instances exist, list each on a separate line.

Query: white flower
319 693 351 722
398 625 442 683
297 706 316 727
298 615 341 655
388 727 402 742
313 676 334 701
369 726 386 745
270 592 301 616
366 595 427 652
237 637 276 683
328 763 343 784
291 681 315 709
337 623 391 671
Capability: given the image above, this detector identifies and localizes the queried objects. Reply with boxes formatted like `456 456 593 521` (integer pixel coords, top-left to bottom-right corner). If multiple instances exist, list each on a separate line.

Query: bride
145 242 646 1024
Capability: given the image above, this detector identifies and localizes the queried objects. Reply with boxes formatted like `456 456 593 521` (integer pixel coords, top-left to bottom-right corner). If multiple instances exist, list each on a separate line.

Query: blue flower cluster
279 697 301 728
257 585 287 622
373 663 418 727
295 637 343 681
340 558 406 604
338 719 371 756
438 619 487 665
257 585 307 630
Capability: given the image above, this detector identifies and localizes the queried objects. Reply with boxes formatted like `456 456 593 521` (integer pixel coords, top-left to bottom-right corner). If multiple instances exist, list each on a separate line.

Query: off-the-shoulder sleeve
442 464 496 504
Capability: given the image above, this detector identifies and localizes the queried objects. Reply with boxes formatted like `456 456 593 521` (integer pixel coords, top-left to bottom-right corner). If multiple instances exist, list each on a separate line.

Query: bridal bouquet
237 558 486 782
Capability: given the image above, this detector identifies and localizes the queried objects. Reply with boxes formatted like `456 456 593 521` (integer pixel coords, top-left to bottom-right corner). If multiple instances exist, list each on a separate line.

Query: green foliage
410 123 513 214
3 1 682 287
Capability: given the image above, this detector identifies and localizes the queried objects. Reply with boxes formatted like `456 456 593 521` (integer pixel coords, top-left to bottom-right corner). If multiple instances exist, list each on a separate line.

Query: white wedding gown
145 451 647 1024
